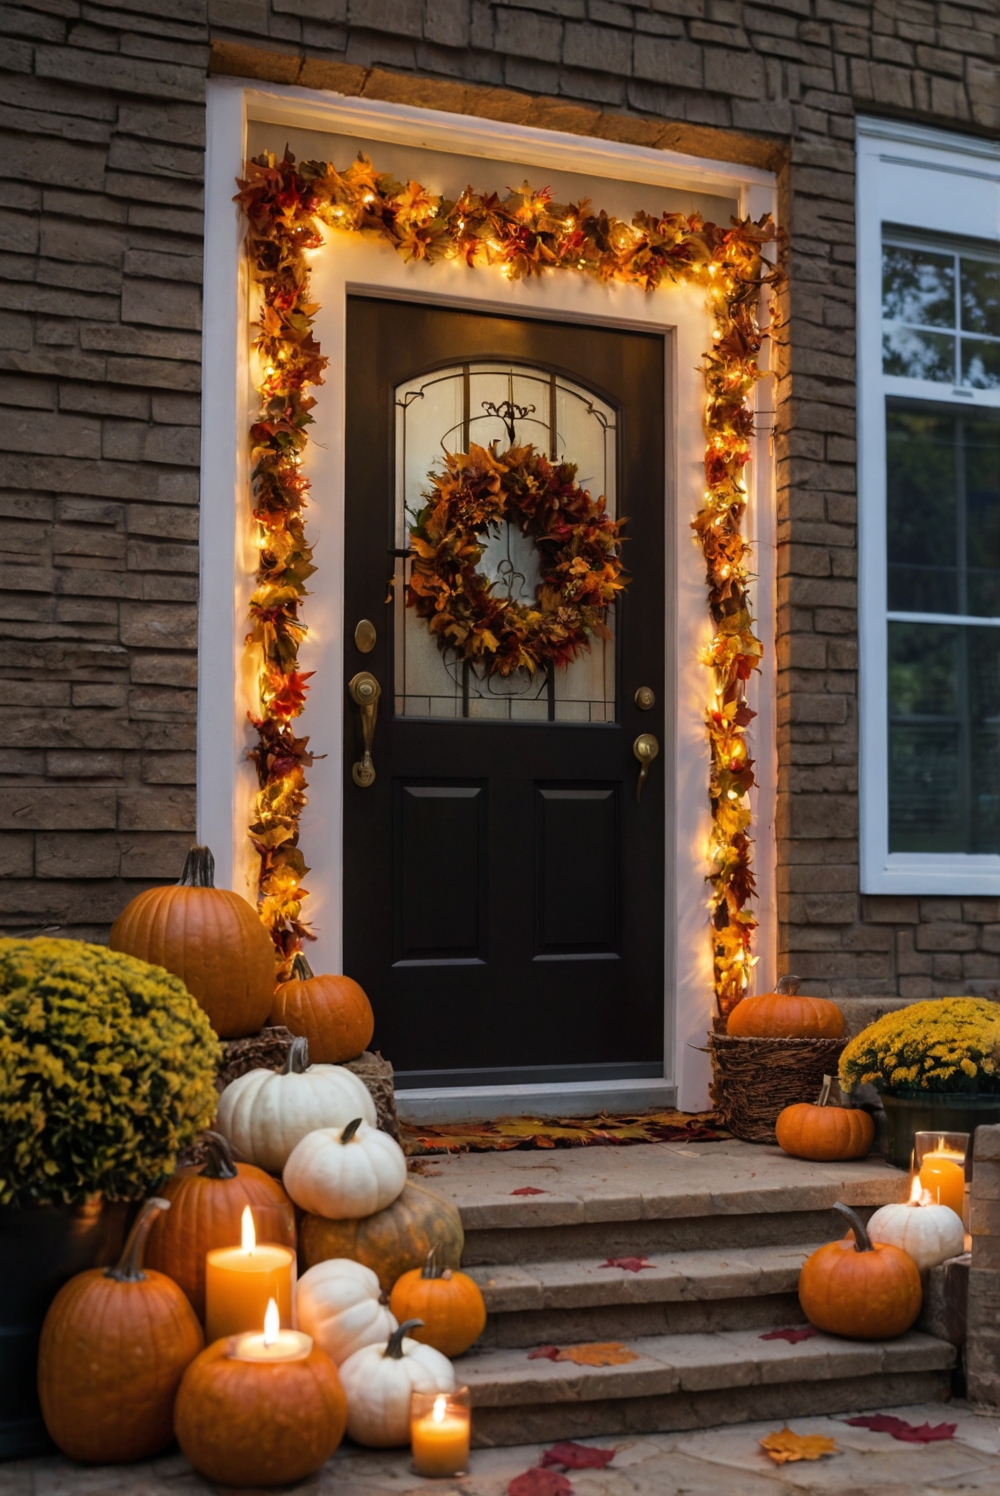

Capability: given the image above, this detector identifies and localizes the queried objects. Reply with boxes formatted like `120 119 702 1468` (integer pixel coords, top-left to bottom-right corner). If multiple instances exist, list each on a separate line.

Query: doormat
401 1108 729 1155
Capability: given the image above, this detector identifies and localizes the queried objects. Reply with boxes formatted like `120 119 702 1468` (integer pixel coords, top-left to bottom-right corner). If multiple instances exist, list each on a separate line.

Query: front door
343 297 665 1087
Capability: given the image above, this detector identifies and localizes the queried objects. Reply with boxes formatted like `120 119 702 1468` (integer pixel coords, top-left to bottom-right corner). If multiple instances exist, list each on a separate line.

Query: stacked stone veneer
967 1123 1000 1406
1 1 999 985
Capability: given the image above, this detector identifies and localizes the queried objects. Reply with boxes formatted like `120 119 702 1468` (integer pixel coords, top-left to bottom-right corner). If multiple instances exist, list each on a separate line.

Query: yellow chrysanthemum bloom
840 998 1000 1096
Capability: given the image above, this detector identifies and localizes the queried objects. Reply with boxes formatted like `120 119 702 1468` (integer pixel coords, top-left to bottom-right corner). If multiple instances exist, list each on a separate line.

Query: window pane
882 246 955 328
882 326 955 382
961 338 1000 390
886 405 958 613
888 621 1000 854
961 257 1000 337
965 412 1000 615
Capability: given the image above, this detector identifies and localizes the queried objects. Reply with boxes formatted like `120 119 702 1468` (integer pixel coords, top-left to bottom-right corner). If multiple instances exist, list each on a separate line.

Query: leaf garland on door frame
235 151 777 1002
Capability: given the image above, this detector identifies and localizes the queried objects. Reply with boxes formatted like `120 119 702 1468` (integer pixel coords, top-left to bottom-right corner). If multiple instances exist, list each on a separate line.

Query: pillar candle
918 1147 966 1218
205 1206 295 1343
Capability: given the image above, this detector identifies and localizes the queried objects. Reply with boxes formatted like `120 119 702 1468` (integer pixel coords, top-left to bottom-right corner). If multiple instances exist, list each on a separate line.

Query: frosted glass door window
393 363 618 723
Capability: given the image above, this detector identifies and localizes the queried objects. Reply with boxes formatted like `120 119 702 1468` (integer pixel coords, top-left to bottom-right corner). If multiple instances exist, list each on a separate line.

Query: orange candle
411 1390 470 1477
205 1206 295 1343
918 1144 966 1217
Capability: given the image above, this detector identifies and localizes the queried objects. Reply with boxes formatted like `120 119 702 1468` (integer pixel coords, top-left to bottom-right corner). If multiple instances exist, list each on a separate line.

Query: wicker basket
709 1033 848 1143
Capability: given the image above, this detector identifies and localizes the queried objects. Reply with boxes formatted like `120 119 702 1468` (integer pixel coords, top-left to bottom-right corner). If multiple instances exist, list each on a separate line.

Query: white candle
231 1298 312 1363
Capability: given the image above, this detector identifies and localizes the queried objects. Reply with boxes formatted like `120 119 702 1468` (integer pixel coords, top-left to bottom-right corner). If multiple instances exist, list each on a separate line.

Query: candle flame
263 1297 279 1345
432 1394 447 1424
241 1205 256 1254
908 1175 932 1206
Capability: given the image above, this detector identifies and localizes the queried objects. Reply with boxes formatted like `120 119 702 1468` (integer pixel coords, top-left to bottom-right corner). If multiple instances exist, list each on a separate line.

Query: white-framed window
858 118 1000 894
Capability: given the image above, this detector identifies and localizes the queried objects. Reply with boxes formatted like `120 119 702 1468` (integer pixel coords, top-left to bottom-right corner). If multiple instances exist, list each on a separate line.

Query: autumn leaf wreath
406 441 628 678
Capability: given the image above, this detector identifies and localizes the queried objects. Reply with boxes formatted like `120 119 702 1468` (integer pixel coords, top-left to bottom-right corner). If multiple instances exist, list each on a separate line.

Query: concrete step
458 1327 957 1446
468 1242 817 1345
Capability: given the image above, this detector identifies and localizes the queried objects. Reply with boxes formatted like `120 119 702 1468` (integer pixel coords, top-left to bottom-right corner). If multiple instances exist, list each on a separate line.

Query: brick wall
1 0 998 989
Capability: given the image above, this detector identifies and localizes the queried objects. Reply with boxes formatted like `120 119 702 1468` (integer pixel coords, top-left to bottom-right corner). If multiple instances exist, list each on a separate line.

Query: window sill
862 853 1000 896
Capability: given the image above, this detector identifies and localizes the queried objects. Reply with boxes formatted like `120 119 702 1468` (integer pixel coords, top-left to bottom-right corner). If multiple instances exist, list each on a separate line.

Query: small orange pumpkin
38 1199 204 1462
144 1131 296 1321
798 1202 922 1340
776 1075 874 1162
389 1247 487 1357
270 956 375 1064
110 844 276 1038
174 1336 347 1486
726 974 845 1039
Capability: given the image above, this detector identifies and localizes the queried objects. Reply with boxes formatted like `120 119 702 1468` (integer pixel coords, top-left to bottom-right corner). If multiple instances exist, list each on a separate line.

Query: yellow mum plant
0 937 222 1207
840 998 1000 1097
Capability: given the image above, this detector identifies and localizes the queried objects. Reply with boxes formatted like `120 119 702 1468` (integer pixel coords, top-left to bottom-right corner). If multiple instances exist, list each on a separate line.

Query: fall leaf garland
235 150 776 1007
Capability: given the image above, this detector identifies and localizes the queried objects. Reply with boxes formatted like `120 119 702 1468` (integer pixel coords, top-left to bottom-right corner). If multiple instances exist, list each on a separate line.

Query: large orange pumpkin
110 844 276 1038
144 1131 296 1320
299 1181 464 1293
775 1076 874 1162
38 1198 204 1462
174 1337 347 1486
726 975 845 1039
798 1202 922 1340
389 1247 487 1357
270 956 375 1064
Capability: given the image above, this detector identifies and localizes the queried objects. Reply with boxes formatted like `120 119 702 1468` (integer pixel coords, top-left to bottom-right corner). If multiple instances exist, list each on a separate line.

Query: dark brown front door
343 296 665 1088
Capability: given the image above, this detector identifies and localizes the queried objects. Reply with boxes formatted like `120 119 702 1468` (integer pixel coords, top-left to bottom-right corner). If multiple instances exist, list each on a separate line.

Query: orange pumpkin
776 1075 875 1162
798 1202 922 1340
726 974 845 1039
38 1198 204 1462
389 1247 487 1357
174 1337 347 1486
144 1131 296 1320
110 844 276 1038
270 956 375 1064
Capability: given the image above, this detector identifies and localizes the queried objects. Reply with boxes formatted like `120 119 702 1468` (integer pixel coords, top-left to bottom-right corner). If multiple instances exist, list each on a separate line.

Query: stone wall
1 0 999 986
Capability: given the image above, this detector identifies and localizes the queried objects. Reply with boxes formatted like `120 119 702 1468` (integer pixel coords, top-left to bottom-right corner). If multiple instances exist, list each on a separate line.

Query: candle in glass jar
918 1141 966 1217
205 1206 295 1343
411 1391 470 1477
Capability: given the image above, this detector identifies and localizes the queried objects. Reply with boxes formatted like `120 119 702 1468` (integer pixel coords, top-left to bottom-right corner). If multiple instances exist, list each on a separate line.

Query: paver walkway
6 1403 1000 1495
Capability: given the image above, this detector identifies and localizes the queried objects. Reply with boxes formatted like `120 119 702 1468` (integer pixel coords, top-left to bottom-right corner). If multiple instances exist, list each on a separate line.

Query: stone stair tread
468 1242 821 1312
457 1328 957 1407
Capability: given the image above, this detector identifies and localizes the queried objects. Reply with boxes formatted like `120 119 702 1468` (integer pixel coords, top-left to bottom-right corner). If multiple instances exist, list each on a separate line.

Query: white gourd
338 1320 455 1446
215 1037 377 1174
283 1117 407 1219
296 1258 398 1365
867 1185 965 1273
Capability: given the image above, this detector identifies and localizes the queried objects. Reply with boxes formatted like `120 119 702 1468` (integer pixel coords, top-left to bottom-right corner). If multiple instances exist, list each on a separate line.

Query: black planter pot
0 1197 129 1459
881 1092 1000 1171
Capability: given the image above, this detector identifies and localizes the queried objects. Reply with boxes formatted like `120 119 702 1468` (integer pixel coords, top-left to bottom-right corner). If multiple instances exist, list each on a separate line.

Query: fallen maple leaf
556 1342 638 1367
528 1345 561 1360
846 1414 956 1443
508 1470 572 1496
760 1427 837 1465
760 1326 818 1343
599 1256 653 1273
541 1442 615 1470
511 1186 547 1195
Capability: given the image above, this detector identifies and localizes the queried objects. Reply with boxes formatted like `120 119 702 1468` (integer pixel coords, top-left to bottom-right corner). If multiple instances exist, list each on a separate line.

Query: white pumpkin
215 1036 377 1175
283 1117 407 1219
867 1179 965 1272
338 1320 455 1446
296 1258 398 1365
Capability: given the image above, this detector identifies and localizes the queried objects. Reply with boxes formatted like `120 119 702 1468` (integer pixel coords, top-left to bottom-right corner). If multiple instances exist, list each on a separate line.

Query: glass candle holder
914 1131 969 1220
410 1387 471 1478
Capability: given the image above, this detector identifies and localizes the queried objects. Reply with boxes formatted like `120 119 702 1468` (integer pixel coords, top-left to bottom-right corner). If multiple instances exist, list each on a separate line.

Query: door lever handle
633 732 659 803
349 671 381 787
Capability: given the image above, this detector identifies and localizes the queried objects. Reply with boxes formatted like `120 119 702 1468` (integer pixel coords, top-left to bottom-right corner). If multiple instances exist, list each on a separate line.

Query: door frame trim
199 77 778 1114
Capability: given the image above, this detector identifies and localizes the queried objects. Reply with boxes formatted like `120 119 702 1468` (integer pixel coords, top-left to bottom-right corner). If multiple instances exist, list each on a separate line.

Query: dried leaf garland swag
235 150 777 1007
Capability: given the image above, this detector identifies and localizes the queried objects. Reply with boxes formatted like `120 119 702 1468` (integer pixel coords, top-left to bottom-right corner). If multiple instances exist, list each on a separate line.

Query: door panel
343 296 666 1087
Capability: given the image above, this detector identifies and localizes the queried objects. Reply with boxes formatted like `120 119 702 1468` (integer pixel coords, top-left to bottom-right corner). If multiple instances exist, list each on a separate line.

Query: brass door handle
633 732 659 802
349 671 381 787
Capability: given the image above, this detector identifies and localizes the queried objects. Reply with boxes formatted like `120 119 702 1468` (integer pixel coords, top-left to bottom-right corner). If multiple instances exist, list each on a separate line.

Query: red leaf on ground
528 1345 561 1360
511 1186 547 1195
541 1442 616 1470
599 1256 653 1273
760 1327 818 1344
508 1469 573 1496
846 1415 956 1443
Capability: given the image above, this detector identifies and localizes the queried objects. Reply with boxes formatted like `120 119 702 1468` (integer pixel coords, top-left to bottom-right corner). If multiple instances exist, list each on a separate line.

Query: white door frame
198 76 777 1118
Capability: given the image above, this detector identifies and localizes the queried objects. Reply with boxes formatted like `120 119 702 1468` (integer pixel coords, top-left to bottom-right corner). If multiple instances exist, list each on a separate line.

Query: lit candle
918 1139 966 1218
205 1206 295 1343
231 1297 312 1363
411 1390 471 1478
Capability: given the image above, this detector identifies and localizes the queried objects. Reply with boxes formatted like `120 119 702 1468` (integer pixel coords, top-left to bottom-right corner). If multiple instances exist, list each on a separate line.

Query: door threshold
394 1076 677 1125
